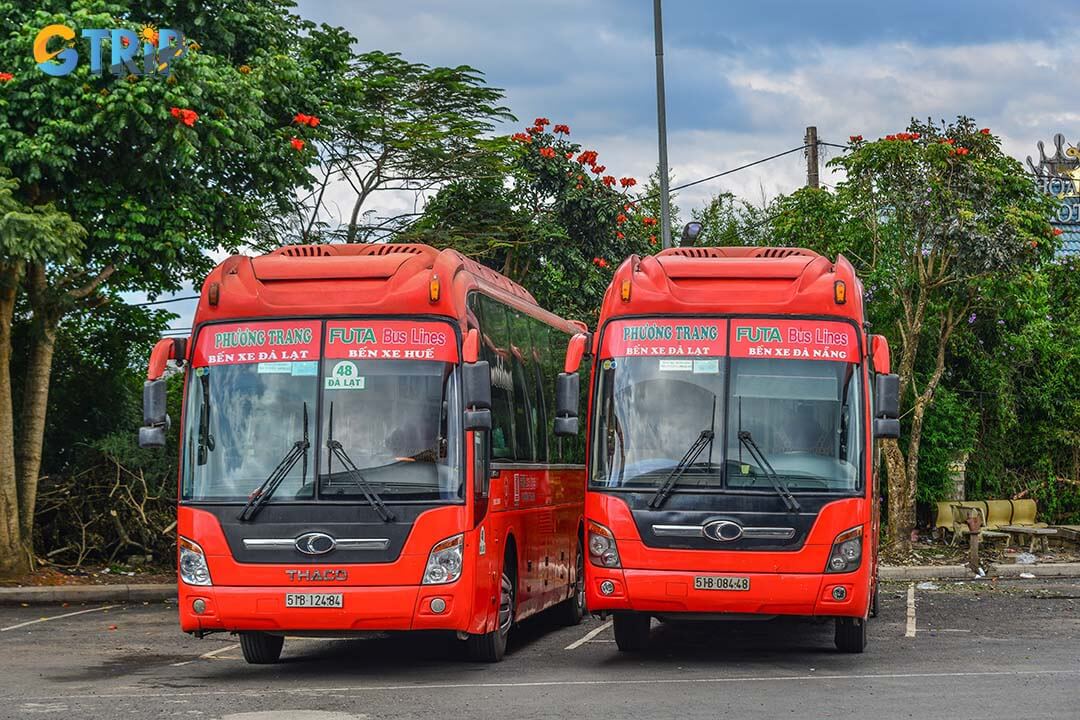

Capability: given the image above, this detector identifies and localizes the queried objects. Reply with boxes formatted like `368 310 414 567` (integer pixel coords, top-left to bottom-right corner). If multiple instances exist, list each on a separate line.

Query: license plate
285 593 343 608
694 576 750 591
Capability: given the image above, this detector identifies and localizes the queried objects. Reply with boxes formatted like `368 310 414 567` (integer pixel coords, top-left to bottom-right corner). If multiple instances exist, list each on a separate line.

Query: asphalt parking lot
0 578 1077 719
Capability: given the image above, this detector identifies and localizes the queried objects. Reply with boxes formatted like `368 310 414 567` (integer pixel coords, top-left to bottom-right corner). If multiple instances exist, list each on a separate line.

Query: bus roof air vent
752 247 811 258
360 244 427 256
273 245 337 257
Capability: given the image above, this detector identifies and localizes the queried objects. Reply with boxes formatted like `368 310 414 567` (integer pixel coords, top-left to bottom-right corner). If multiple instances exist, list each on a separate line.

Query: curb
0 583 176 605
881 562 1080 581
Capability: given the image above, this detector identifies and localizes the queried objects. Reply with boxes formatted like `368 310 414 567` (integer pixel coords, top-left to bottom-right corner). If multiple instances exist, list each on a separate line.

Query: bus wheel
613 612 650 652
834 616 867 653
556 539 586 626
238 631 284 664
466 564 515 662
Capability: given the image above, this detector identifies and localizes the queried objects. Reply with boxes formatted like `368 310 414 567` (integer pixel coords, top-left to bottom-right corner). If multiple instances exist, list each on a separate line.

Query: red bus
555 245 900 653
140 243 589 663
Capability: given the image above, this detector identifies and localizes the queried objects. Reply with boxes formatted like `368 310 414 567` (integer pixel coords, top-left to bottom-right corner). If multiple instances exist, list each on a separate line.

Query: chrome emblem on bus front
702 520 743 542
295 532 336 555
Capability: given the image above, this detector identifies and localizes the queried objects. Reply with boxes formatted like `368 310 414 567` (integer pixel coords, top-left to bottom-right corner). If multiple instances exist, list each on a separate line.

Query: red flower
512 132 532 143
553 124 570 135
527 125 542 135
602 175 616 187
566 151 574 159
576 183 583 189
980 128 991 135
885 134 896 141
170 107 198 127
290 137 306 151
294 113 310 125
642 216 658 226
616 231 625 240
944 138 956 145
619 177 637 188
592 164 605 174
616 214 627 224
0 72 13 82
649 235 657 245
848 135 862 142
1053 228 1064 236
956 147 970 156
912 132 921 139
539 147 556 158
534 117 550 127
170 107 181 119
592 257 608 268
577 150 598 165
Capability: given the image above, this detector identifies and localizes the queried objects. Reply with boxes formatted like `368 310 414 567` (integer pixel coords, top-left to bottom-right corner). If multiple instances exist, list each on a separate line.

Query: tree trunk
0 263 26 576
883 439 912 546
15 266 62 551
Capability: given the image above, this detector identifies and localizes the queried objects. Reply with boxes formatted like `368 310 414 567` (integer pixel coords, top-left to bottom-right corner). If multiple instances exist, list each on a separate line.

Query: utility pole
804 126 819 188
653 0 672 248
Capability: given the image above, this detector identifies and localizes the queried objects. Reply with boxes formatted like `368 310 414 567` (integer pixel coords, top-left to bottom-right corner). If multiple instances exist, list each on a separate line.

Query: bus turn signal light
587 521 621 568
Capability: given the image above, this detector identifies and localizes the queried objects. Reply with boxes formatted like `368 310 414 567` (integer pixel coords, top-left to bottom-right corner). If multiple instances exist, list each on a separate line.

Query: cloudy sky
296 0 1079 212
152 0 1080 330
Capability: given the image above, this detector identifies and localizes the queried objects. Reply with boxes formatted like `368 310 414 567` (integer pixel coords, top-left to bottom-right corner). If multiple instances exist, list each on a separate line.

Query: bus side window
530 319 551 463
508 308 537 462
472 295 515 461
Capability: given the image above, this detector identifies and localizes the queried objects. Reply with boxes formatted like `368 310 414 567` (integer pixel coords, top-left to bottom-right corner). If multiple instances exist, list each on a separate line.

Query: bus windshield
181 319 463 503
590 318 863 494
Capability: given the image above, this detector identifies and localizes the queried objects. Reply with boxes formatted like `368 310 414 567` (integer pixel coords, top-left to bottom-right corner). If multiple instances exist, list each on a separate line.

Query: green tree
293 41 513 244
405 118 655 322
0 0 335 575
768 118 1056 545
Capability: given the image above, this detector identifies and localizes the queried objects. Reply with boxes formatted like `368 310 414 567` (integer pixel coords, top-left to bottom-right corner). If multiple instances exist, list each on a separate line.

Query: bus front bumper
586 567 868 618
178 583 475 634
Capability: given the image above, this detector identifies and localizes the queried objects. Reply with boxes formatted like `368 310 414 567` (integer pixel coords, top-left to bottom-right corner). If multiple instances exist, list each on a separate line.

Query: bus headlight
587 521 621 568
825 526 863 574
179 537 212 586
423 534 464 585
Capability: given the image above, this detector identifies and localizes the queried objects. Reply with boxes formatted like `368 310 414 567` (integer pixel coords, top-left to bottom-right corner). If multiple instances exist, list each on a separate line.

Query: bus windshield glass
181 319 462 503
590 317 862 493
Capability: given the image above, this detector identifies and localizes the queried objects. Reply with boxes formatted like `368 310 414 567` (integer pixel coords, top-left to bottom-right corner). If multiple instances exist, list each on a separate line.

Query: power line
132 295 199 307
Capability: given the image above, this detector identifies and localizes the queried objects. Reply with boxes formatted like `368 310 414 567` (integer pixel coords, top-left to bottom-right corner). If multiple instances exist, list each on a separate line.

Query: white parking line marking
171 643 241 667
905 583 916 638
0 605 118 632
565 620 613 650
16 669 1080 702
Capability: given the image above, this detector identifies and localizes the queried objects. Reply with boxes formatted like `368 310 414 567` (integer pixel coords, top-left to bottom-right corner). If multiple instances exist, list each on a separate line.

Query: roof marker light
620 279 631 302
834 280 846 305
429 273 441 303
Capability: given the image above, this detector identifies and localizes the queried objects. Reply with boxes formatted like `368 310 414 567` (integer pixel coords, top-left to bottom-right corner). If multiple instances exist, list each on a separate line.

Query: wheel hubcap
498 572 514 636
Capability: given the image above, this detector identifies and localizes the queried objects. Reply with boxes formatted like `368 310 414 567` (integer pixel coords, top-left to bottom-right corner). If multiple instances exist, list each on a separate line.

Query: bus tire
834 616 867 653
238 631 284 664
556 538 586 626
466 558 515 663
613 612 650 652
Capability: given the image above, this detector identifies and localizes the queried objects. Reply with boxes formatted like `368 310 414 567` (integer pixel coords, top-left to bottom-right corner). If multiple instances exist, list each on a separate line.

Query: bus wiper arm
325 440 396 523
737 430 800 512
238 403 309 521
649 430 715 510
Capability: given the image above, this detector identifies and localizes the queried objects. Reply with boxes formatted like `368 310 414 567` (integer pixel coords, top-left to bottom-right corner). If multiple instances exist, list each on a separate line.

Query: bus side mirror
563 333 589 374
874 373 900 419
463 360 492 431
554 372 580 437
871 334 891 375
873 418 900 439
139 378 169 449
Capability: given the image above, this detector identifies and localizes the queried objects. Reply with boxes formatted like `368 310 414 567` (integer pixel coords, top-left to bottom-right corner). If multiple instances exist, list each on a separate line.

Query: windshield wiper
737 430 801 512
196 371 215 465
324 403 395 523
649 429 716 509
237 403 310 521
